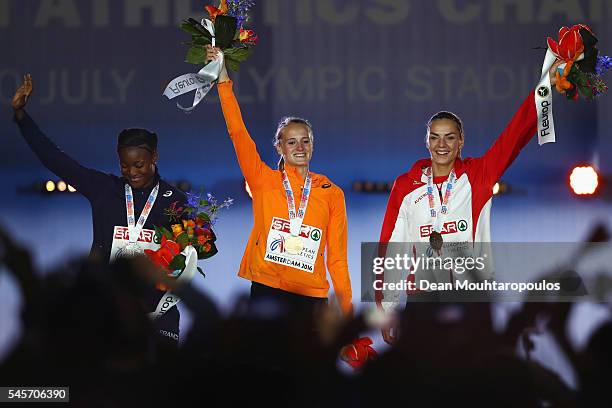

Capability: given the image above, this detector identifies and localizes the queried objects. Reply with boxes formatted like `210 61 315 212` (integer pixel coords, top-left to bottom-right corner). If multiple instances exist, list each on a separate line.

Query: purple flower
186 191 199 208
226 0 255 27
595 55 612 76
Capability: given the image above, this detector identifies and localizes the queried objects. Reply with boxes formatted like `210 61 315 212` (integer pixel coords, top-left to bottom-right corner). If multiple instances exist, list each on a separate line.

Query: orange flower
182 219 196 229
197 235 208 245
205 0 228 22
171 224 183 238
555 67 574 94
203 242 212 252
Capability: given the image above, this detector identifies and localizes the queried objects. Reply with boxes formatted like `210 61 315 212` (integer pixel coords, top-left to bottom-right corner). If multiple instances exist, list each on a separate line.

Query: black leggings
249 282 327 319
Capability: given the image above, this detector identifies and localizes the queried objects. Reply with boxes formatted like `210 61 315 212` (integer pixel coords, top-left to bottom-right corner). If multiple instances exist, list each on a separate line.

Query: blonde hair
273 116 314 170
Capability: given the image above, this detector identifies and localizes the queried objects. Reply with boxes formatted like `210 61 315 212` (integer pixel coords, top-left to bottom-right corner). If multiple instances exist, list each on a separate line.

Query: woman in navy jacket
11 74 186 345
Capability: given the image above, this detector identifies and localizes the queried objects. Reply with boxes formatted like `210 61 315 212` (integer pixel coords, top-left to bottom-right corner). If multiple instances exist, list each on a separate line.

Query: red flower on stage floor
340 337 378 369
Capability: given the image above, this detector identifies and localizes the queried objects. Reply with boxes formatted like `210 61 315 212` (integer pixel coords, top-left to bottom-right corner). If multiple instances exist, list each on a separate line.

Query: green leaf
176 233 190 249
185 46 206 65
168 254 186 272
578 85 593 99
153 225 164 244
198 243 218 259
214 15 238 49
224 47 252 63
197 213 211 223
180 18 212 40
225 57 240 72
154 226 173 242
192 35 211 46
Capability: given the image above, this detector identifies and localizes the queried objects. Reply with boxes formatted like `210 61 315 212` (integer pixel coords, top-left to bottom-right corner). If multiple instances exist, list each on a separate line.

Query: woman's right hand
12 74 33 111
205 44 229 83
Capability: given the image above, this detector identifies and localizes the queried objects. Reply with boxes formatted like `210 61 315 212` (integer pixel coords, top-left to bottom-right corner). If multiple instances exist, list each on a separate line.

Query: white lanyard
426 167 456 233
281 170 312 236
124 182 159 244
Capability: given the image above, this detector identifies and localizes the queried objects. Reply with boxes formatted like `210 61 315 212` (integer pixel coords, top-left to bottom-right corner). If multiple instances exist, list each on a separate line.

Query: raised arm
479 59 563 186
210 48 274 189
12 74 106 198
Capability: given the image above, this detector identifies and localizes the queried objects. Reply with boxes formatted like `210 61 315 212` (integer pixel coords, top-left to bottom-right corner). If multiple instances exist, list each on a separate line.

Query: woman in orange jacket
207 46 353 317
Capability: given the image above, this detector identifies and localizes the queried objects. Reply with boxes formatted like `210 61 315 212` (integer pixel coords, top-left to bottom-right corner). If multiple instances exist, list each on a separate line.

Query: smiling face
275 122 313 169
426 118 464 174
118 146 158 189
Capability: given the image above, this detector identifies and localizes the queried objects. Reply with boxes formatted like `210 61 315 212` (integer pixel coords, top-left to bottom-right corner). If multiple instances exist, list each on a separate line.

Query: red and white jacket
377 92 537 311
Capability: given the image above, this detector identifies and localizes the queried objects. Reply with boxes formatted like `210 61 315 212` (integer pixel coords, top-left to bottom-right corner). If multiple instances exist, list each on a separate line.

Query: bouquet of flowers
181 0 257 72
546 24 610 101
144 192 233 284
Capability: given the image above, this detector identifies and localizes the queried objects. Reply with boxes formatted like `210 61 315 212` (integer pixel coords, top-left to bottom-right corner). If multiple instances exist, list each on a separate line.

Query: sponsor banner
264 217 322 273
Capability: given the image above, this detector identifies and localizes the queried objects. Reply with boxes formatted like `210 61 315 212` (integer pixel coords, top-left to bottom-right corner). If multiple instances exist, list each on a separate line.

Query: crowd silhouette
0 223 610 407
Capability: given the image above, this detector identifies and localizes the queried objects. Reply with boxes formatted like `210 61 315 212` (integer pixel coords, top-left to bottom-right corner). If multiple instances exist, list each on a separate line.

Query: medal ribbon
125 182 159 245
281 170 312 236
426 167 456 233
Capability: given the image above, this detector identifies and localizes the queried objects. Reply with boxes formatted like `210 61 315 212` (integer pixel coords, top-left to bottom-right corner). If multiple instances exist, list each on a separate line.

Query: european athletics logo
270 235 285 253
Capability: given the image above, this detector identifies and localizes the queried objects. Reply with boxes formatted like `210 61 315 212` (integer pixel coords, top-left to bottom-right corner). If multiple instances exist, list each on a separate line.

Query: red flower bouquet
546 24 609 101
145 193 232 288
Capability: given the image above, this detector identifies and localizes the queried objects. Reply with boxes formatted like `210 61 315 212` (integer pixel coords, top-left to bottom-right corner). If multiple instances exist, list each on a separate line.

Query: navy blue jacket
15 111 186 336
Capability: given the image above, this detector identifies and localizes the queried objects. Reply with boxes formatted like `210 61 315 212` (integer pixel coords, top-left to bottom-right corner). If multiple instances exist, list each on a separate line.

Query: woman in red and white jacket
377 59 564 344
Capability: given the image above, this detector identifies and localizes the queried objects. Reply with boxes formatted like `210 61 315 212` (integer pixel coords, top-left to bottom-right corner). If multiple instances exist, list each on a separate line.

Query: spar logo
113 226 154 243
537 86 549 97
420 220 469 237
270 217 320 240
420 221 461 238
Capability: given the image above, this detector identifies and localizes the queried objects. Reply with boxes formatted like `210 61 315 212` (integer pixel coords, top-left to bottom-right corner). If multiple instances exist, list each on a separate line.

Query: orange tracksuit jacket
218 81 353 314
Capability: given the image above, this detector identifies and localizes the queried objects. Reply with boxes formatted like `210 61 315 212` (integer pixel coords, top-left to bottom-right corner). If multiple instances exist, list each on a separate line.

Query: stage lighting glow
57 180 67 192
45 180 56 192
492 181 509 195
67 184 77 192
245 180 252 199
569 166 599 196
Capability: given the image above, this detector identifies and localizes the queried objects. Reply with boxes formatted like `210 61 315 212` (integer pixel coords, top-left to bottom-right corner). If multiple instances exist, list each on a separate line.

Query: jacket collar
407 158 466 183
283 164 325 186
122 170 161 193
